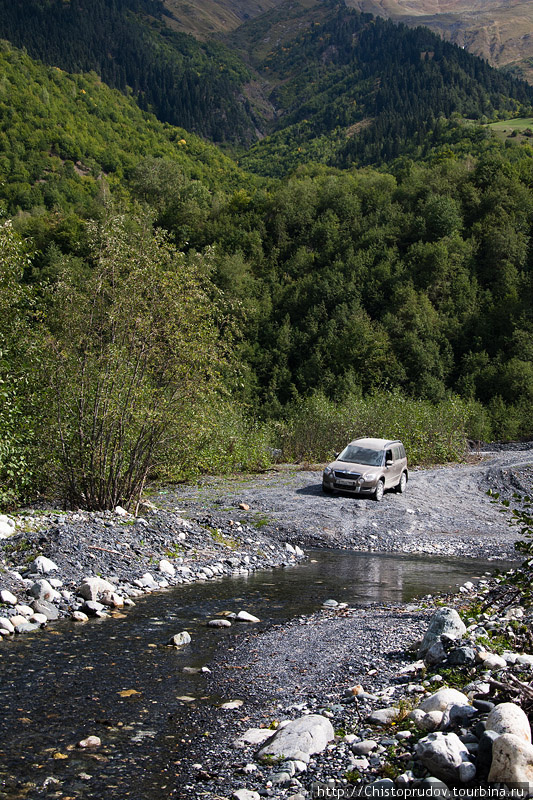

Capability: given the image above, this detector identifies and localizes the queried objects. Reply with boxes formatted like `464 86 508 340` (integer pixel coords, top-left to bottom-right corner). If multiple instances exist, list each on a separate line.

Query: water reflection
0 550 512 799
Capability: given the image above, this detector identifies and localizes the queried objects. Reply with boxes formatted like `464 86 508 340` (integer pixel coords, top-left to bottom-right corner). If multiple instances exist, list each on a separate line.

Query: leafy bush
278 389 489 465
39 212 233 510
0 220 37 508
157 398 275 480
489 489 533 607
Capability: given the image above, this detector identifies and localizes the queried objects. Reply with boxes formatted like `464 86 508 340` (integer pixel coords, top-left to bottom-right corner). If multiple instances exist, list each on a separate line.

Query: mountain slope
230 0 533 174
0 40 248 218
345 0 533 83
0 0 257 144
162 0 284 38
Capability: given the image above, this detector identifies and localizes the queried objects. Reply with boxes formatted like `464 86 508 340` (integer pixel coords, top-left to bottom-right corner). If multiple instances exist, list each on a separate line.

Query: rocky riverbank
0 503 305 638
1 450 532 799
175 571 533 799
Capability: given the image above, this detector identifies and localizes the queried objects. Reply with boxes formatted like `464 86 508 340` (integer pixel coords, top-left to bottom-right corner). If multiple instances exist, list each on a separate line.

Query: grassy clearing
487 117 533 142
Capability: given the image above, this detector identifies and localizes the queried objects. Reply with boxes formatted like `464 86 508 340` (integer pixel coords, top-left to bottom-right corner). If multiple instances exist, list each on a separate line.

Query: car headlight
364 472 377 481
323 466 333 475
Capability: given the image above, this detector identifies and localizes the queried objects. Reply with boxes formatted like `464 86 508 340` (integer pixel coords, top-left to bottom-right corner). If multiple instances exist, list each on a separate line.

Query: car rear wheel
373 479 385 502
396 472 407 493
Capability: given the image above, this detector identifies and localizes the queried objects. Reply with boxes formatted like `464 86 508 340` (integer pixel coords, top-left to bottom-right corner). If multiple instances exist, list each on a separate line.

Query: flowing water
0 550 511 800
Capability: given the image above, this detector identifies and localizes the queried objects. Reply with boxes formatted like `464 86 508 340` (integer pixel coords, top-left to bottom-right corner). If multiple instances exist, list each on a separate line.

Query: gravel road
169 446 533 560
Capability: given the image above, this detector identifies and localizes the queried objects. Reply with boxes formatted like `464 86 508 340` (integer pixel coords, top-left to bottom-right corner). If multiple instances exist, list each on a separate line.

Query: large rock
418 607 466 658
32 556 58 574
0 589 17 605
28 580 60 603
168 631 191 647
419 688 470 714
488 733 533 791
30 599 60 621
486 702 531 743
257 714 334 764
0 617 15 634
99 591 124 608
236 610 260 623
416 732 472 783
77 577 116 602
368 707 399 725
158 559 175 577
0 515 16 539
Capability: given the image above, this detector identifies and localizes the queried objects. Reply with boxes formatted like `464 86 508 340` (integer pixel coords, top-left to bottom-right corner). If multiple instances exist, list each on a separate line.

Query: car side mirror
386 459 393 466
334 452 339 459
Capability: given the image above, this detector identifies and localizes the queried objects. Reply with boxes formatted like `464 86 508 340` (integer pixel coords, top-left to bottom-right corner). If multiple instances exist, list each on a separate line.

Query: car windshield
338 445 383 466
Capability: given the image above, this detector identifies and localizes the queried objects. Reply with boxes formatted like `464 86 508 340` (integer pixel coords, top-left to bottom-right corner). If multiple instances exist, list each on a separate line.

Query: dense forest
1 0 533 164
0 0 257 143
2 0 533 509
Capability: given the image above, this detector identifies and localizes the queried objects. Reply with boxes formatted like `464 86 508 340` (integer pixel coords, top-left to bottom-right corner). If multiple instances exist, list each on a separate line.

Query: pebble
78 736 101 748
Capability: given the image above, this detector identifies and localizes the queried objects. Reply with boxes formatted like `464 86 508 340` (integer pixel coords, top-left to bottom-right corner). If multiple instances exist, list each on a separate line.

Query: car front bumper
322 474 378 494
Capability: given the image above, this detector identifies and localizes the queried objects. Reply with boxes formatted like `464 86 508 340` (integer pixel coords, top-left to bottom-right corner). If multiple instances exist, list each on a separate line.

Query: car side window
386 449 393 462
392 445 400 460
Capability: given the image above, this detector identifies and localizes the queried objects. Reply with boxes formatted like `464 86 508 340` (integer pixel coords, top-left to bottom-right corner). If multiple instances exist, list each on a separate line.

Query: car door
391 445 403 486
384 448 395 488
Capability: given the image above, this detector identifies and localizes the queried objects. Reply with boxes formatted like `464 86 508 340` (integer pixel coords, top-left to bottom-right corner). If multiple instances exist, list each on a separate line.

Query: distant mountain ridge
1 0 532 167
344 0 533 82
162 0 284 37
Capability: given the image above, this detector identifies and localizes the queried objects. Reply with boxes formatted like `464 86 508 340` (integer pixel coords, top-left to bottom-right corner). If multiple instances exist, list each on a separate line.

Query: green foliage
237 3 533 175
0 220 37 508
160 399 275 480
38 211 232 510
489 490 533 607
277 390 486 465
0 41 247 221
0 0 254 144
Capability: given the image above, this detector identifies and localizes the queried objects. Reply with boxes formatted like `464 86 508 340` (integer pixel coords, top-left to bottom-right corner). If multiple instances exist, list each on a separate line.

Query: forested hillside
234 1 533 174
0 0 257 143
2 7 533 508
2 0 533 168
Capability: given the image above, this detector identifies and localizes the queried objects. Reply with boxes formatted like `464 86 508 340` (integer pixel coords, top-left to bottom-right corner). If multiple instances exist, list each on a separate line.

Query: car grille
334 471 361 480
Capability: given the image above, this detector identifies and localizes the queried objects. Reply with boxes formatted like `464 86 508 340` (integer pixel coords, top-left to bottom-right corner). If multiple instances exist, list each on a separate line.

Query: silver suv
322 437 408 501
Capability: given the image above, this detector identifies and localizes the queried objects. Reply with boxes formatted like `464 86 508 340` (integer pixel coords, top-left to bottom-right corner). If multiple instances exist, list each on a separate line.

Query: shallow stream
0 550 511 800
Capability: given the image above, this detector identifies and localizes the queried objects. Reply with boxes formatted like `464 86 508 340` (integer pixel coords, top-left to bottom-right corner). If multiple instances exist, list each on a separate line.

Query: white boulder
77 577 116 602
257 714 334 764
415 731 472 782
0 515 16 539
488 733 533 791
0 589 17 605
486 702 531 743
236 610 260 623
32 556 59 574
418 607 466 657
168 631 191 647
158 559 175 577
419 688 470 713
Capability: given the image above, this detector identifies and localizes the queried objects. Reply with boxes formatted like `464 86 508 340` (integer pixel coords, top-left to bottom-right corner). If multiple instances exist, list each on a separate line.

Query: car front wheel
373 479 385 502
396 472 407 493
322 483 333 494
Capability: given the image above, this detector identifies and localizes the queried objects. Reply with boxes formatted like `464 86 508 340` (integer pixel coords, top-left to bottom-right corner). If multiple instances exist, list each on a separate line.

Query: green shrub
0 220 38 509
277 389 489 465
39 212 234 510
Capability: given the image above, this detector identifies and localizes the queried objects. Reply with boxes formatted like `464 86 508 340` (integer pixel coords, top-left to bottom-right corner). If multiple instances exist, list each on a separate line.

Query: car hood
326 460 379 473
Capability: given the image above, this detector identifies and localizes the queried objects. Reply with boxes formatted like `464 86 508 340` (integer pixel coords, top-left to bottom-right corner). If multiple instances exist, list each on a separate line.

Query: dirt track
171 446 533 560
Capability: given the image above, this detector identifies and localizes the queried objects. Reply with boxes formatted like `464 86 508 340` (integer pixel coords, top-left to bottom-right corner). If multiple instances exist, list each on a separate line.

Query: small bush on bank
277 390 490 465
157 398 275 481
